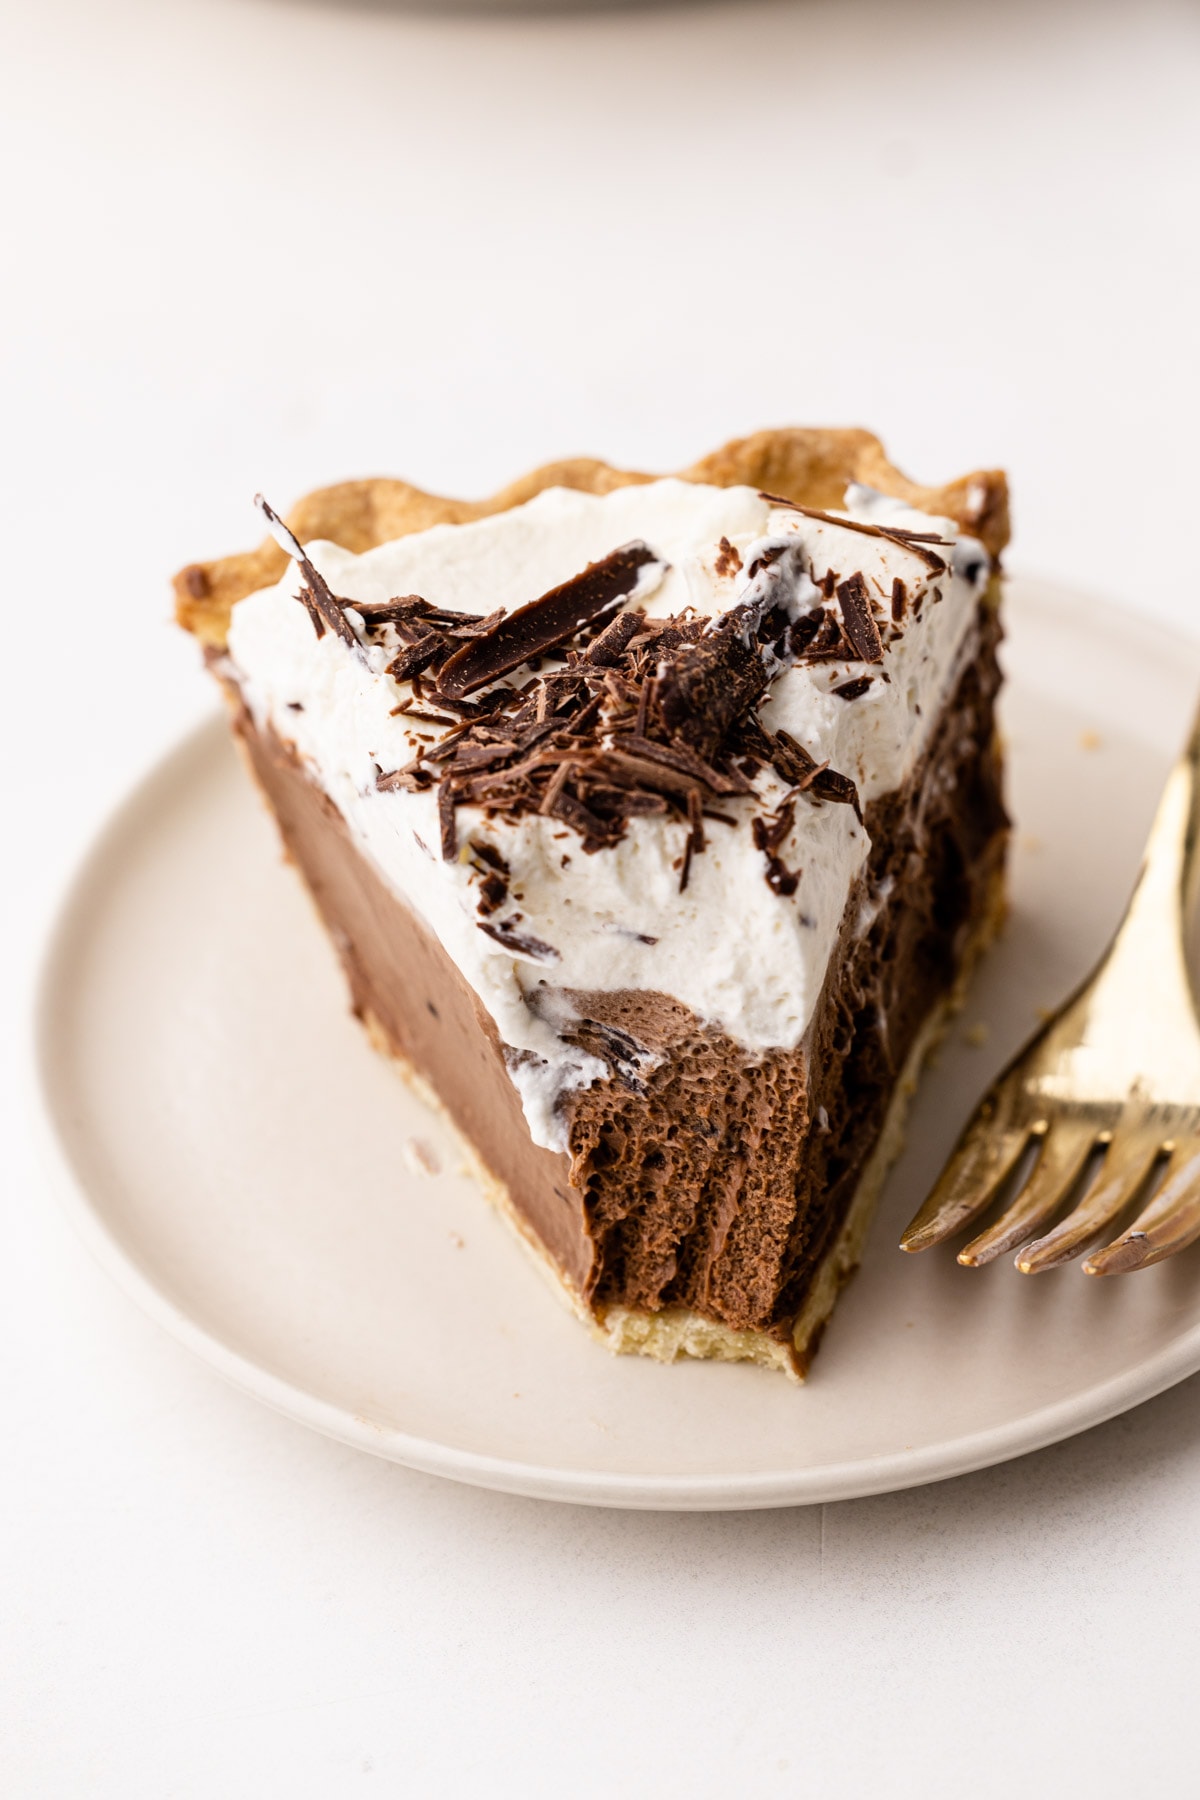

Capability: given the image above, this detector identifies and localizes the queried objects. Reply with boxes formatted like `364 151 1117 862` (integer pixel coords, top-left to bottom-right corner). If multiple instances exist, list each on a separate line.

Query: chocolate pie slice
176 429 1009 1378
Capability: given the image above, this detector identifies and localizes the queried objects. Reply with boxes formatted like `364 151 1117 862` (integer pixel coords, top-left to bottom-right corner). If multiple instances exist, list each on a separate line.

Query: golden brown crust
173 427 1010 650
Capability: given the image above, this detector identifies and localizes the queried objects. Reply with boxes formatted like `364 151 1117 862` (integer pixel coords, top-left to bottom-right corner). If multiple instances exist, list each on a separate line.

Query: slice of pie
176 428 1009 1379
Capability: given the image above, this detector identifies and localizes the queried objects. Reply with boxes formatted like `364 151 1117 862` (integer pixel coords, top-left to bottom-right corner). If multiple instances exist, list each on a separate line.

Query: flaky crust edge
173 426 1010 650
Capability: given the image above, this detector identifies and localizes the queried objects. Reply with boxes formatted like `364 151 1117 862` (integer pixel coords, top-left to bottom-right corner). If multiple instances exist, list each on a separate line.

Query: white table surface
4 0 1200 1791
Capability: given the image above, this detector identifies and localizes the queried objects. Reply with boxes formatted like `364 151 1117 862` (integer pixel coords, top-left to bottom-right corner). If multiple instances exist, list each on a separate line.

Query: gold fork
901 714 1200 1276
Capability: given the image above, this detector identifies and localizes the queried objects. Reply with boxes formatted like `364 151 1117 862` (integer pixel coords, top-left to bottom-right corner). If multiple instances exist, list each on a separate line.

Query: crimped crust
174 427 1009 649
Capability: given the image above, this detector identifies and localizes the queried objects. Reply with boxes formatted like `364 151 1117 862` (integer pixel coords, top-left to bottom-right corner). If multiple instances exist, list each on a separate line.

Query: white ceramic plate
35 578 1200 1509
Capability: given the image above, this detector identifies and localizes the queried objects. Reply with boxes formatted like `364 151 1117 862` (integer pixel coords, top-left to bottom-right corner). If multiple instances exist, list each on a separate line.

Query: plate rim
32 589 1200 1510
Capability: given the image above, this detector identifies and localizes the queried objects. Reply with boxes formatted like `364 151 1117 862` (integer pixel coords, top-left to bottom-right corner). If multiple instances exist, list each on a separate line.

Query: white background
4 0 1200 1792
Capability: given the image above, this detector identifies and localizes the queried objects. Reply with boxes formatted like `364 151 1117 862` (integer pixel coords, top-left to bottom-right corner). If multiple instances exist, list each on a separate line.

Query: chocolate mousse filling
228 599 1006 1365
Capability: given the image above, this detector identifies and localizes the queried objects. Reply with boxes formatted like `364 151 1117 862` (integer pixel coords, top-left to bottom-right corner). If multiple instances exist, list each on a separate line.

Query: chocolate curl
437 541 666 700
254 493 359 650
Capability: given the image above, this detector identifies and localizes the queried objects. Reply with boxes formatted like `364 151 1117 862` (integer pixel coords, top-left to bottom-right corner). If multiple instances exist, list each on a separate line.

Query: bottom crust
364 860 1005 1382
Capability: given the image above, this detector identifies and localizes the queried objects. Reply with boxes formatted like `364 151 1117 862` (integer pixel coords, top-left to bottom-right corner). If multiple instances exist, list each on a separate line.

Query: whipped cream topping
227 478 989 1150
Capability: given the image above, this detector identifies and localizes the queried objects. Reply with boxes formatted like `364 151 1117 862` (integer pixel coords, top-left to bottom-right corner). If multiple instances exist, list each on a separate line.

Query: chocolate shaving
391 700 457 726
547 787 614 850
634 673 654 738
758 494 949 571
763 728 822 790
438 781 458 860
686 787 706 855
584 609 644 667
787 610 824 657
475 871 508 915
609 733 751 797
303 577 359 648
809 767 863 819
387 633 444 682
297 586 327 640
354 594 432 626
539 758 573 817
761 495 904 545
255 496 361 650
423 691 497 720
471 840 510 875
763 859 800 898
678 821 697 892
451 740 521 774
714 536 743 578
437 541 662 699
445 608 506 640
376 761 433 793
836 574 884 664
832 675 873 701
751 803 801 897
478 919 560 962
564 691 606 738
895 540 948 574
891 578 908 623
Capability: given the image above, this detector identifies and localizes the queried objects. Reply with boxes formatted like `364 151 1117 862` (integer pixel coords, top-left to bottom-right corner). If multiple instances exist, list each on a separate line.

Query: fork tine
1084 1140 1200 1275
1016 1135 1162 1273
958 1121 1098 1267
900 1113 1035 1254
